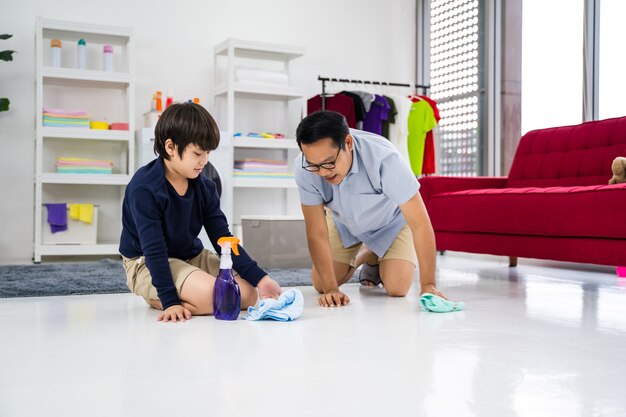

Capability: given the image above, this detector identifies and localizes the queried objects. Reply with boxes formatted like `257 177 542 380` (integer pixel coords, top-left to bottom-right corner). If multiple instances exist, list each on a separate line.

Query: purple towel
45 203 67 233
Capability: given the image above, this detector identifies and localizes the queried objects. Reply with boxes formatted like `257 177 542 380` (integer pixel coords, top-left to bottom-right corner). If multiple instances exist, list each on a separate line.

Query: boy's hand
257 275 282 299
158 305 191 322
318 289 350 307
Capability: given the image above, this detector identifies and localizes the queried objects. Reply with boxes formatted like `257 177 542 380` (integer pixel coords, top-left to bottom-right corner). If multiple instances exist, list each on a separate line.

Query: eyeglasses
302 144 343 172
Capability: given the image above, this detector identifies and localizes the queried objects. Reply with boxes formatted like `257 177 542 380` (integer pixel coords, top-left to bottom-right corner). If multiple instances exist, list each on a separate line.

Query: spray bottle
213 237 242 320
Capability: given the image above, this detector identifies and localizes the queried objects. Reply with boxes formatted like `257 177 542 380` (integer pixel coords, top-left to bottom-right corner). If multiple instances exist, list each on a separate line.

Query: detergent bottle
213 237 242 320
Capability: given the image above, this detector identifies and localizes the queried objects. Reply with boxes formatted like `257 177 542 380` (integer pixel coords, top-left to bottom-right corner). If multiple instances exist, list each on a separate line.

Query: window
521 0 584 134
430 0 481 176
599 0 626 119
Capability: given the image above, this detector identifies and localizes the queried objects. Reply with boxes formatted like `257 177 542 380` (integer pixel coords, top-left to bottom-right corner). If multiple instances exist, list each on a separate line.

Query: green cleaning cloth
420 293 465 313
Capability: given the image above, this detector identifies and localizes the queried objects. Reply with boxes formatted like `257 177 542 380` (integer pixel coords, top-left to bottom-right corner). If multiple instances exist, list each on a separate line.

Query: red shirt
307 94 356 128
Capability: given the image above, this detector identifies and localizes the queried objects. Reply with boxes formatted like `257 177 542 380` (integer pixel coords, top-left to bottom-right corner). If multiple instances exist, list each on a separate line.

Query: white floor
1 254 626 417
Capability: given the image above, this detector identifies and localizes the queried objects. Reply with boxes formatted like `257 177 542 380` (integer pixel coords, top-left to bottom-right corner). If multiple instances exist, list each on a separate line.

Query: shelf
41 173 130 185
214 83 303 99
39 243 120 256
40 18 132 38
232 137 299 149
42 127 131 141
233 177 297 189
42 67 130 86
214 38 305 61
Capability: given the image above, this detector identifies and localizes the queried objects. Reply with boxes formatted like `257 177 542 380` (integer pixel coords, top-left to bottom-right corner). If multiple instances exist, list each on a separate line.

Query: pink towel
56 160 112 167
42 107 89 117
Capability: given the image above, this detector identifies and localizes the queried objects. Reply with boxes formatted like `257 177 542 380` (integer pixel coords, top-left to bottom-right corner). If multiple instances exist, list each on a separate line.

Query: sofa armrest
419 176 509 206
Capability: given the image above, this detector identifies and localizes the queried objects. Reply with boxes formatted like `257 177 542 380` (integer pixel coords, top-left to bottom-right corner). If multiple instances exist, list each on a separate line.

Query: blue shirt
295 129 420 257
119 157 266 310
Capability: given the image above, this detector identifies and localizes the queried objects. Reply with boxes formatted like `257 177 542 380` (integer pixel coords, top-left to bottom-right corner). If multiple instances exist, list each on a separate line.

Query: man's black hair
154 102 220 159
296 111 349 149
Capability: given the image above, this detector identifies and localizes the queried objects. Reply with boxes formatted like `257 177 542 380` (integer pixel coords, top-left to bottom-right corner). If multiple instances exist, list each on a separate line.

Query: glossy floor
1 254 625 417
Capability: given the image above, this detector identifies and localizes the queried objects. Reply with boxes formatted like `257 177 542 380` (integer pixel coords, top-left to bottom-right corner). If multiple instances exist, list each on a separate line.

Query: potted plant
1 34 15 112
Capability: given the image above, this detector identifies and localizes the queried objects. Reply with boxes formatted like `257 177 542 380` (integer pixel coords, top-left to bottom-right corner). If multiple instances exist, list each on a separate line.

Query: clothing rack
318 76 430 110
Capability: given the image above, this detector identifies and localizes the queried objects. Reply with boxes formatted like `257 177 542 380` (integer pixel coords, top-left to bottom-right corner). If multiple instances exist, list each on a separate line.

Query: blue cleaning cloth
420 293 465 313
245 288 304 321
45 203 68 233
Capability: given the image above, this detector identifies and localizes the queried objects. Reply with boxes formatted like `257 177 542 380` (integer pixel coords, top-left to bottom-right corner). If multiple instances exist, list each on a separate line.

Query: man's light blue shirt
295 129 420 257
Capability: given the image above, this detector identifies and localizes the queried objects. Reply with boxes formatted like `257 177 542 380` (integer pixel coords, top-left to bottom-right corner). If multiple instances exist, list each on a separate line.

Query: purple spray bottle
213 237 241 320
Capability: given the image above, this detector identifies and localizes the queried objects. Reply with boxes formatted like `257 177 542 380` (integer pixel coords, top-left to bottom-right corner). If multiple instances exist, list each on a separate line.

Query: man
294 111 447 307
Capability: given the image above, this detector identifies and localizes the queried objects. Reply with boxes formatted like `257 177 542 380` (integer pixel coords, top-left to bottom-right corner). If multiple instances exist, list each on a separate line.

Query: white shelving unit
212 38 305 236
34 18 134 262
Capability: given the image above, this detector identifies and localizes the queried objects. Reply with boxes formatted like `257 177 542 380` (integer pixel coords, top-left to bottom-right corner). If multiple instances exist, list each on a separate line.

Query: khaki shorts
326 209 417 267
122 249 225 305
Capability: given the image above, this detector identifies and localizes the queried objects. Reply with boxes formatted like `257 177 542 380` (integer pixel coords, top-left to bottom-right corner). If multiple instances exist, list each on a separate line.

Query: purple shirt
362 95 391 136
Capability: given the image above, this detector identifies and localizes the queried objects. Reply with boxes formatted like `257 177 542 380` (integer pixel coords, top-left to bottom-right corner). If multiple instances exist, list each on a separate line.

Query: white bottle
77 39 86 70
50 39 62 67
103 45 113 71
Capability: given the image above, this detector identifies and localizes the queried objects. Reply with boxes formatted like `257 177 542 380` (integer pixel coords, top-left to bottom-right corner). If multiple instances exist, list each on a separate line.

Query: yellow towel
68 203 94 224
69 204 80 220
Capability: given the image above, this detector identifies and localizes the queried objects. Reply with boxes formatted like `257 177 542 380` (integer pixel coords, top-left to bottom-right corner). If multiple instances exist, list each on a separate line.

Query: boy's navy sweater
119 158 266 310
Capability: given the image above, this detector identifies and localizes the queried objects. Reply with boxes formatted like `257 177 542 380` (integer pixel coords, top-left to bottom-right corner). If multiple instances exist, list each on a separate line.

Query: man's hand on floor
421 284 447 299
318 289 350 307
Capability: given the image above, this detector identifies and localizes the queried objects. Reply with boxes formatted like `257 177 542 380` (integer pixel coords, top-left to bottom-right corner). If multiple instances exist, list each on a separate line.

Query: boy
294 111 447 307
120 102 282 322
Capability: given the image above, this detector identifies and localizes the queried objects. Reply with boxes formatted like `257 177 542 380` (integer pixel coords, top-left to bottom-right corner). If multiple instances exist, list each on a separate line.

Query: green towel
420 293 465 313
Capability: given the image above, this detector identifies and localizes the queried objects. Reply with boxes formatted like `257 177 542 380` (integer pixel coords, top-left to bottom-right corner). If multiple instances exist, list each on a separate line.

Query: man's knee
385 286 410 297
381 275 413 297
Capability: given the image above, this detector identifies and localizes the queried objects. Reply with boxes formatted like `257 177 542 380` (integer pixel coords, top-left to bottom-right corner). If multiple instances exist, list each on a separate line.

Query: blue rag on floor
45 203 67 233
420 293 465 313
245 288 304 321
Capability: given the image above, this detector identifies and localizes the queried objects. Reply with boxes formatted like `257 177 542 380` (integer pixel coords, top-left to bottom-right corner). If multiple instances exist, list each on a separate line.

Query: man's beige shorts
326 209 417 267
122 249 223 305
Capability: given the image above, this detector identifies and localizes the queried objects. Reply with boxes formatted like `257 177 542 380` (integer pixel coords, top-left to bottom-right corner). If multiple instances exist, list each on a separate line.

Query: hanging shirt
307 94 356 128
349 91 376 112
418 96 441 175
362 95 391 136
386 94 413 163
381 95 398 140
340 91 366 123
295 129 420 257
407 99 437 176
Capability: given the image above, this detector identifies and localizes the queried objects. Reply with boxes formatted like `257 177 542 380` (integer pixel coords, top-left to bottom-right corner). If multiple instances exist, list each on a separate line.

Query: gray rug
0 259 353 298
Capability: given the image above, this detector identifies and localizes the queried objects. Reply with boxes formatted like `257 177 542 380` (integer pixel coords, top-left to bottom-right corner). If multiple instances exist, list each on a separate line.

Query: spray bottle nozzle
217 237 240 256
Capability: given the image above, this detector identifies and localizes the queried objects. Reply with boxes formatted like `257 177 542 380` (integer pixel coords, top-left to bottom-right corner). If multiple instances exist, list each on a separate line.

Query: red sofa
419 116 626 267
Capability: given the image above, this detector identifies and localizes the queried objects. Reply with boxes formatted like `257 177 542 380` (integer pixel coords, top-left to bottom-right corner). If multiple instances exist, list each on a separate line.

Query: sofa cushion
507 116 626 188
428 184 626 239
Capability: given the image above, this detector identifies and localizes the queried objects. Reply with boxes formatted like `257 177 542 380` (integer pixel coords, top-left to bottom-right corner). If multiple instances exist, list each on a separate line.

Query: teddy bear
609 157 626 185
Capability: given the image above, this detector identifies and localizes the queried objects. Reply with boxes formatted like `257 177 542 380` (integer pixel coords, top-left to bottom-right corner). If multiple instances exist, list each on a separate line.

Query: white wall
0 0 416 263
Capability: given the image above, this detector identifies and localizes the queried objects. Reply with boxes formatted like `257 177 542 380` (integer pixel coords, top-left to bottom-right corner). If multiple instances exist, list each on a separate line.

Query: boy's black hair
154 102 220 160
296 111 349 149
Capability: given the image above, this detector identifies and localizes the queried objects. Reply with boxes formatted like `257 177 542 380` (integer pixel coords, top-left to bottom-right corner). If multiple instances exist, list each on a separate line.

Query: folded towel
245 288 303 321
43 122 89 129
57 157 113 164
56 167 113 174
43 116 90 123
44 203 67 233
420 293 465 313
43 113 90 119
42 107 89 117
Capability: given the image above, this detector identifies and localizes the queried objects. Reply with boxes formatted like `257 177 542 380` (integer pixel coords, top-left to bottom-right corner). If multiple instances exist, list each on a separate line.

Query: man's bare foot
358 263 381 287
